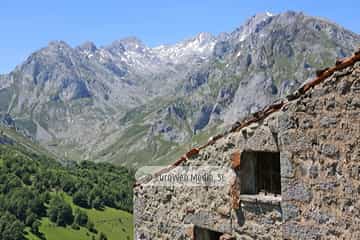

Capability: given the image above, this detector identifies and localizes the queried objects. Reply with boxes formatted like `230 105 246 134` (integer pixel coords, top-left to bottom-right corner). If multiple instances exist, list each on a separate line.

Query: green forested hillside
0 128 134 240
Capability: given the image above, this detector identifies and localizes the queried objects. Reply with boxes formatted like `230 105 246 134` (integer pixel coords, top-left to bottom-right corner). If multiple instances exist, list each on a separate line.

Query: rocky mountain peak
47 40 72 51
233 12 274 42
117 37 146 52
248 11 274 23
180 32 216 50
77 41 97 53
217 32 230 41
153 32 217 65
15 40 74 76
191 32 216 44
106 40 126 54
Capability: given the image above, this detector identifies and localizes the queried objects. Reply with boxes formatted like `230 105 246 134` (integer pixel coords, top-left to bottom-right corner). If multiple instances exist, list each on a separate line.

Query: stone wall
134 112 283 239
279 64 360 239
134 139 235 239
134 62 360 239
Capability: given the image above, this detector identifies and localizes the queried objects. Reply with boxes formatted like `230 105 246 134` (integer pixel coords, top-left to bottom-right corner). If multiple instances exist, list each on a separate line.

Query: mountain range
0 11 359 167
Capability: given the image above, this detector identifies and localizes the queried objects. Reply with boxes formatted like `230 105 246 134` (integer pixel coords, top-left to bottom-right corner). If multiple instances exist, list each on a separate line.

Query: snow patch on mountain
153 32 216 63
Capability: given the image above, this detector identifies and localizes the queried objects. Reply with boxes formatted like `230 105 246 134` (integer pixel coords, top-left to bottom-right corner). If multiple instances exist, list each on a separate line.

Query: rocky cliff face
0 11 359 165
181 11 359 125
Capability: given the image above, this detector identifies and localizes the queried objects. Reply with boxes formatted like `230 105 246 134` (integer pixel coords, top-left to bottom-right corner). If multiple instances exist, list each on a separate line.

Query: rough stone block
282 180 312 202
320 116 338 128
321 144 339 159
281 202 300 221
350 98 360 109
283 222 323 240
300 118 313 129
217 206 231 217
309 164 319 178
279 113 297 130
280 152 294 178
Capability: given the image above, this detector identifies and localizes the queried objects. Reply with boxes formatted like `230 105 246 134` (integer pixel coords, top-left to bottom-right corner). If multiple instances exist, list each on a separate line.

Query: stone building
134 51 360 239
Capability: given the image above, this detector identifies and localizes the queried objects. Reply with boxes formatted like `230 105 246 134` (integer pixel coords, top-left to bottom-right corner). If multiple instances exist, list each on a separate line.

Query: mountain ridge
1 11 359 166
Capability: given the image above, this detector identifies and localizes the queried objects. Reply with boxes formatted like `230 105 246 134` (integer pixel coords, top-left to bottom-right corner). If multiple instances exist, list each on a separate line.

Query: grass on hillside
25 218 94 240
25 192 133 240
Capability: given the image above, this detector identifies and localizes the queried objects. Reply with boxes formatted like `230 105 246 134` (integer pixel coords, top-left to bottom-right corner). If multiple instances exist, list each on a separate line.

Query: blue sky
1 0 359 73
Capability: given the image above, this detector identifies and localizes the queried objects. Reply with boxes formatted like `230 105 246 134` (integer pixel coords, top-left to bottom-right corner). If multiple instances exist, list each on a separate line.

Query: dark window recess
194 226 223 240
239 151 281 195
